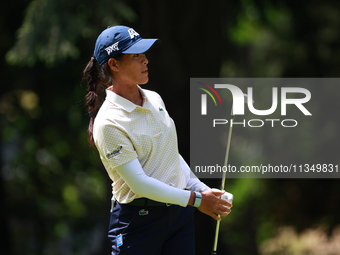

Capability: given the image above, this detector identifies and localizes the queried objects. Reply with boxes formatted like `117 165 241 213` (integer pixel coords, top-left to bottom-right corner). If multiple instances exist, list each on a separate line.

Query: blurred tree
1 0 137 254
6 0 137 66
216 1 340 254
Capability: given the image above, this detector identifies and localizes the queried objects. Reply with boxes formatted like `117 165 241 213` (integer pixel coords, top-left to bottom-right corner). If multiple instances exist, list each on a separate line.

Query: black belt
127 198 172 207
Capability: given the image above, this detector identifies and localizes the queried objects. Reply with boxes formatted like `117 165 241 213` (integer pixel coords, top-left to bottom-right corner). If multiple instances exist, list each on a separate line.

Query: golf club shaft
221 117 233 191
212 113 234 254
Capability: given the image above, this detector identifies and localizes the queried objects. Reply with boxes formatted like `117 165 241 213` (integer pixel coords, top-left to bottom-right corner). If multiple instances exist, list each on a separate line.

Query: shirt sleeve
95 124 138 168
115 158 191 207
179 154 211 192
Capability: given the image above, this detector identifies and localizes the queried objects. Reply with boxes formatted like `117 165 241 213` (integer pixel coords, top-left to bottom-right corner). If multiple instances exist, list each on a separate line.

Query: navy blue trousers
108 201 196 255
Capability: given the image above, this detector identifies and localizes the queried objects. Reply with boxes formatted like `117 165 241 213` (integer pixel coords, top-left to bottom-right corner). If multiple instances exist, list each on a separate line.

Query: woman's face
111 53 149 86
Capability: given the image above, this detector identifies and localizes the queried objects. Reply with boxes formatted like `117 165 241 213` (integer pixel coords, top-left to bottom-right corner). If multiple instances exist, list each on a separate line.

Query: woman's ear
108 58 119 71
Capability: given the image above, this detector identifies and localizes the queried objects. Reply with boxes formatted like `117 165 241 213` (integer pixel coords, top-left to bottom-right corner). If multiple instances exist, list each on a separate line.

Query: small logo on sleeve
106 146 123 159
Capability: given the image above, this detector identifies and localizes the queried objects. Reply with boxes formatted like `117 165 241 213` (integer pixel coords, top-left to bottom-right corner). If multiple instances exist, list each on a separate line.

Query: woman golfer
83 25 232 255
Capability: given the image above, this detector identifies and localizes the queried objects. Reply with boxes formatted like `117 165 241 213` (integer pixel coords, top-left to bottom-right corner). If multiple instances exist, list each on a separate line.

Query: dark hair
83 54 123 148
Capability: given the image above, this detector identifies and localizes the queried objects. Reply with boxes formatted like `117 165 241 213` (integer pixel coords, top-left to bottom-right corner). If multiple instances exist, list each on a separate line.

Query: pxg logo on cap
94 25 161 65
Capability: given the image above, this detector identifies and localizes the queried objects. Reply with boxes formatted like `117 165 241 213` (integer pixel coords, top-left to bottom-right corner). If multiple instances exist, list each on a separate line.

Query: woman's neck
110 83 143 106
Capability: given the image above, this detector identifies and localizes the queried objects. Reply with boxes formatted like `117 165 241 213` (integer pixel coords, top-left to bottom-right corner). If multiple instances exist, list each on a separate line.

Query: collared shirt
93 86 187 203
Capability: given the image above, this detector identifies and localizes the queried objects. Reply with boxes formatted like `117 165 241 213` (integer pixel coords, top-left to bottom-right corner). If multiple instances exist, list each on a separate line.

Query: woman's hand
198 189 232 221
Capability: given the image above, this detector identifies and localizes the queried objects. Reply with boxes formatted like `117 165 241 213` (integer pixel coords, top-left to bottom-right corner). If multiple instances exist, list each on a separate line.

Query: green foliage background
1 0 340 254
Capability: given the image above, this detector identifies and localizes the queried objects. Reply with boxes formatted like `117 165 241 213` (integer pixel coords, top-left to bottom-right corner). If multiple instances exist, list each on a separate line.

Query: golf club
211 94 251 255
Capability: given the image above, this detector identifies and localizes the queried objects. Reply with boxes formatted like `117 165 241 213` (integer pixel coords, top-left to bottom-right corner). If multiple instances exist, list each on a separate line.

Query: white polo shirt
93 86 187 204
